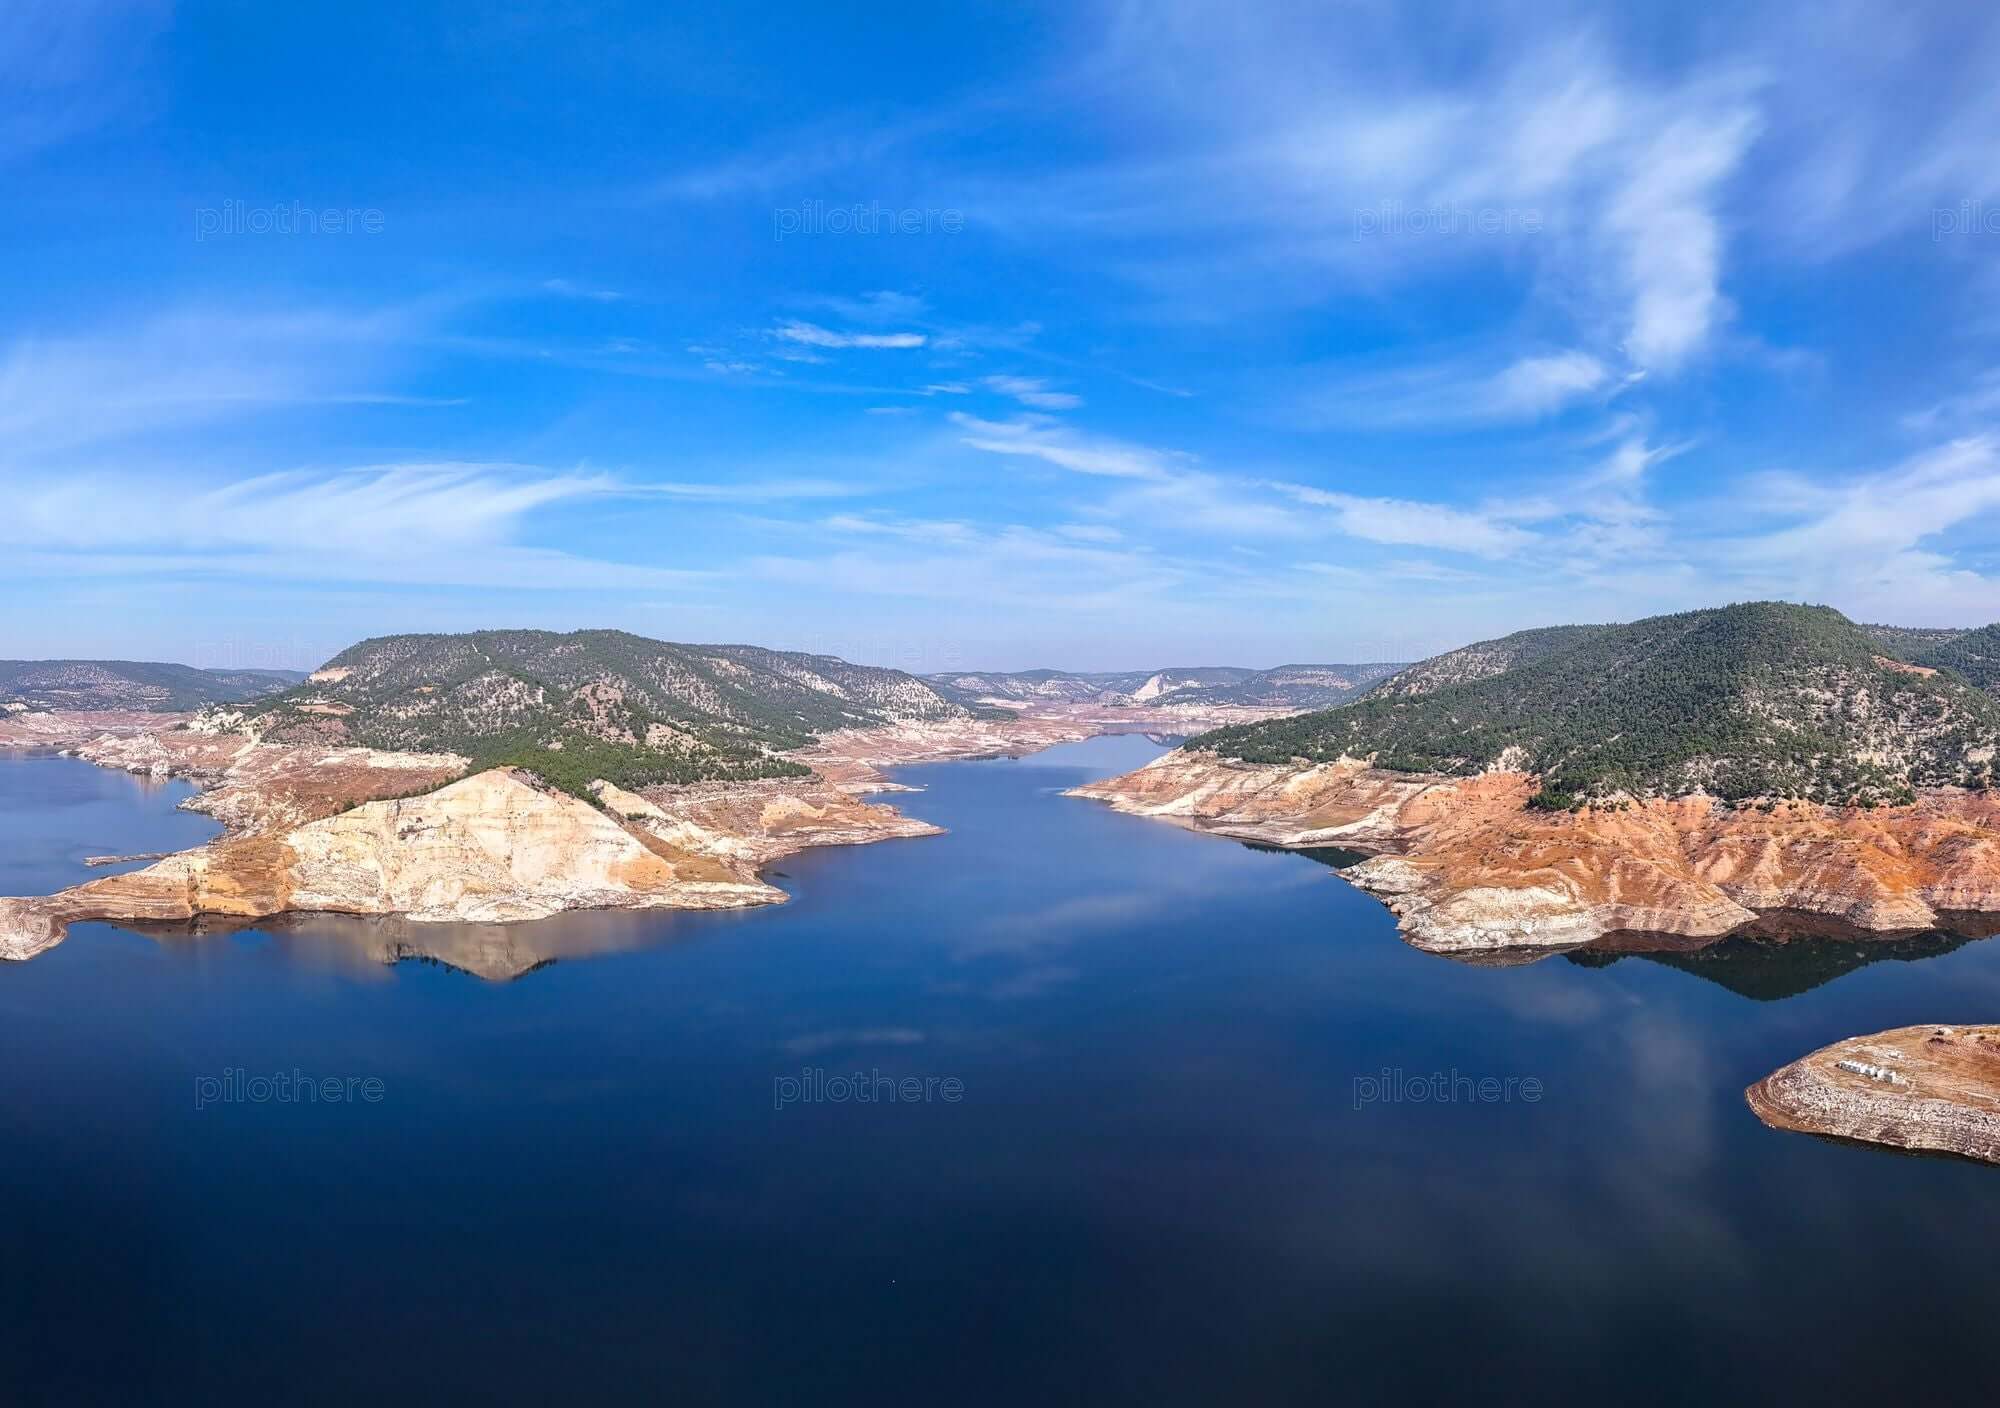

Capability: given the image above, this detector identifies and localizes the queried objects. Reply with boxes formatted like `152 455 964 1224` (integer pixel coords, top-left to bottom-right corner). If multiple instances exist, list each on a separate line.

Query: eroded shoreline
0 707 1195 969
1068 748 2000 961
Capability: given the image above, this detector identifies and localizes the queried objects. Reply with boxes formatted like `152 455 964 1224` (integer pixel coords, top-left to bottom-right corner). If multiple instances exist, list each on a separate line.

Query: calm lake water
4 737 1999 1404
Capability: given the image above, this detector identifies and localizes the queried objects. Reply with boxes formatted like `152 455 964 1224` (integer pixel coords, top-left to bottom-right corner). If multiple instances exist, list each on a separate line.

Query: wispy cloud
1289 350 1623 430
822 512 979 544
628 477 871 503
1719 437 2000 582
956 22 1764 372
955 409 1561 557
0 461 719 591
1903 369 2000 434
981 374 1082 410
541 277 624 303
951 413 1179 479
773 320 926 350
1272 484 1538 558
1602 91 1761 372
805 290 931 322
0 306 419 456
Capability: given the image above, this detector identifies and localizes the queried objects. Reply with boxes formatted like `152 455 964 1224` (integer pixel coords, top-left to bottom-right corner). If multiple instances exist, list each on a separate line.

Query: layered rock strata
1068 751 2000 956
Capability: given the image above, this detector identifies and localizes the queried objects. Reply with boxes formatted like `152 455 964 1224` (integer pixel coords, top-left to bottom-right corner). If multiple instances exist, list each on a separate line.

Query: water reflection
1569 924 1989 1000
118 906 715 981
1236 839 1372 870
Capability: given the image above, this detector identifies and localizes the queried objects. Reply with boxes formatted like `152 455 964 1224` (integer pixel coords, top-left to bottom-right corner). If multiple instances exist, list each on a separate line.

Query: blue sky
6 0 2000 672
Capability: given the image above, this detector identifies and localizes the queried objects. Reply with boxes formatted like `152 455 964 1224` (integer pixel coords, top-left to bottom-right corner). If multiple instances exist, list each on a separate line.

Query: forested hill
1912 624 2000 692
1865 623 1969 658
228 630 974 789
0 660 303 712
1364 625 1610 698
1194 603 2000 809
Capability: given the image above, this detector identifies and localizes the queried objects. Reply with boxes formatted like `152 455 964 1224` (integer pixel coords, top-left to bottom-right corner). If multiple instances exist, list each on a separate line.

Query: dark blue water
4 738 1999 1404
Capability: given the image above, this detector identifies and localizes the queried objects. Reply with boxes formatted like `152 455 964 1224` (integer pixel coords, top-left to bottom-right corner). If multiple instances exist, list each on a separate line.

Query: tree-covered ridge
1864 623 1969 659
0 660 303 712
231 629 975 790
1364 625 1611 698
1194 603 2000 809
1912 624 2000 692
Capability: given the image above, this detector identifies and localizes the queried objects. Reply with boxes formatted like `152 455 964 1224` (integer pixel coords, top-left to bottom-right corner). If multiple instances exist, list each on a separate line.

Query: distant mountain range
0 660 304 713
1198 603 2000 808
927 662 1409 712
228 630 978 789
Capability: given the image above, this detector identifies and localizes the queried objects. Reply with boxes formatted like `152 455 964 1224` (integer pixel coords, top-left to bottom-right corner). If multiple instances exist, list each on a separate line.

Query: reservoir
3 736 1997 1403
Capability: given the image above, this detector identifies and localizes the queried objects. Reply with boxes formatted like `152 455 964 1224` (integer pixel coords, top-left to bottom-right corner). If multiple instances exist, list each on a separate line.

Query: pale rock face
0 768 789 963
282 771 722 922
0 900 64 961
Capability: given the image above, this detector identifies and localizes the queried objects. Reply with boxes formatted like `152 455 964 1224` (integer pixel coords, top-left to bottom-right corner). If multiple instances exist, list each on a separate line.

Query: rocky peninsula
1747 1025 2000 1165
0 719 958 964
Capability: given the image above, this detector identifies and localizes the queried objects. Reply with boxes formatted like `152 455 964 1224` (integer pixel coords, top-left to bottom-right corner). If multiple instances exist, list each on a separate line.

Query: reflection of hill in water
116 907 715 982
1567 914 1995 1000
1237 840 1372 871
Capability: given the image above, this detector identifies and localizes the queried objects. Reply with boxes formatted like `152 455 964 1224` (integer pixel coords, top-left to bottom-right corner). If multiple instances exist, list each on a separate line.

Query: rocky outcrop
2 715 951 970
1068 750 2000 957
1747 1025 2000 1166
0 769 787 961
597 777 941 864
